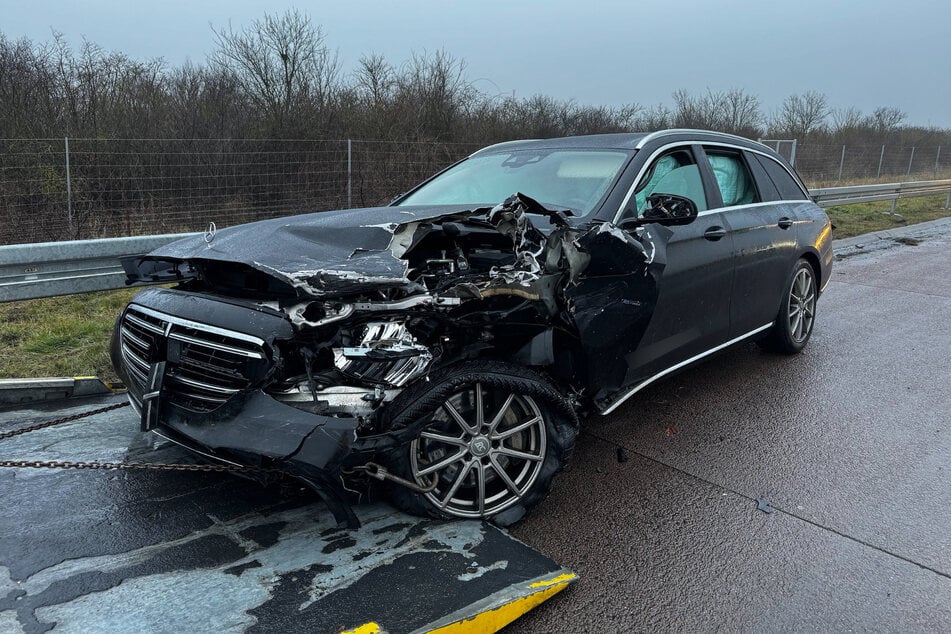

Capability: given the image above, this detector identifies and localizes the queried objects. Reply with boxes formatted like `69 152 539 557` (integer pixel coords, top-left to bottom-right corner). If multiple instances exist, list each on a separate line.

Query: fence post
837 145 846 181
877 144 885 178
906 146 915 177
64 137 73 235
347 138 352 209
789 139 797 167
936 146 942 178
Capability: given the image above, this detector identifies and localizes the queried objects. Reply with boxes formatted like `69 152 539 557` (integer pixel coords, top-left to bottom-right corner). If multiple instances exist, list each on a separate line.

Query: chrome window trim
614 139 810 223
600 322 774 415
697 200 809 218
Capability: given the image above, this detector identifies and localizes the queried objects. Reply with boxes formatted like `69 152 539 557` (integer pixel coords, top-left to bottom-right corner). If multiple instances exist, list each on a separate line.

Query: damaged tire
381 360 577 526
759 258 817 354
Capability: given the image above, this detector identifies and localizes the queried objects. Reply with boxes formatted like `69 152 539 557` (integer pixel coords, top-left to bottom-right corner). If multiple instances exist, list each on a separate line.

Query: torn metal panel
566 222 664 404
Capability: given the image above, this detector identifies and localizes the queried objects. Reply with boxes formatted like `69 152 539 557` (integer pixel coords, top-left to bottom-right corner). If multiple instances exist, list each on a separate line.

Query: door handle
703 226 727 241
778 217 794 229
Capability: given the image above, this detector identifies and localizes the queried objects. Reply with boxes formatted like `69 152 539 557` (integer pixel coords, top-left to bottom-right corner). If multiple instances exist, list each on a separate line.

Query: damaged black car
111 130 833 527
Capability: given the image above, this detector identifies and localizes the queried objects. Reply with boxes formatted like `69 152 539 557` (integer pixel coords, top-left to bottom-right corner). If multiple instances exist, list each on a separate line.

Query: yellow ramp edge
339 570 576 634
341 624 382 634
422 569 576 634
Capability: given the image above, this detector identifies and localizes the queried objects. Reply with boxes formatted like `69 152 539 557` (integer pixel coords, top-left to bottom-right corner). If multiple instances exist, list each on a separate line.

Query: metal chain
0 400 273 475
0 402 129 440
0 459 267 472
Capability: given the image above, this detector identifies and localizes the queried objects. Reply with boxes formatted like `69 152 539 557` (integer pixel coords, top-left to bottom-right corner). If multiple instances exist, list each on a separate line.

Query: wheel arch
799 249 822 291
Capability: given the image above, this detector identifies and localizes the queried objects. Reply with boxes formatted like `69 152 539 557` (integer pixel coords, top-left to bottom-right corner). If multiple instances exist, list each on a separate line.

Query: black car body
111 130 833 527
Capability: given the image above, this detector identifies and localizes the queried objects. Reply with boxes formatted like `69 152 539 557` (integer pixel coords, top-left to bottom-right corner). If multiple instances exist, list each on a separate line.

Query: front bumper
143 387 363 527
109 288 373 527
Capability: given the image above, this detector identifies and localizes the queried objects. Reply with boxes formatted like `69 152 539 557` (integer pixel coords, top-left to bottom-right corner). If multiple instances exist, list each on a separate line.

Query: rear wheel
759 258 817 354
381 361 577 525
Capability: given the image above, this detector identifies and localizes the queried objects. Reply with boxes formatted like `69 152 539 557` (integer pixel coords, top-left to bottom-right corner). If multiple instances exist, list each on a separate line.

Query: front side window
705 149 758 208
397 149 630 217
632 149 708 217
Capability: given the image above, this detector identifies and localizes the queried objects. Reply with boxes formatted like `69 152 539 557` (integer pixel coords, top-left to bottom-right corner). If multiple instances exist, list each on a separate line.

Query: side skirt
600 322 774 416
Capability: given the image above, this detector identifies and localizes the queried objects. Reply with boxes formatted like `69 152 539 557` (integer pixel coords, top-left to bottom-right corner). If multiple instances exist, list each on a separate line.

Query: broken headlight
333 321 433 387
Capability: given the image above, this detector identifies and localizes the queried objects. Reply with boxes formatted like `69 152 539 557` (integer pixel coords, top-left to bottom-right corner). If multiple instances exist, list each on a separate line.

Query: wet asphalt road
509 220 951 631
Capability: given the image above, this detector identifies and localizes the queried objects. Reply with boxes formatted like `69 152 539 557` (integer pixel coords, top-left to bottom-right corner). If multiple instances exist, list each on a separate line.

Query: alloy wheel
787 267 816 344
409 382 547 518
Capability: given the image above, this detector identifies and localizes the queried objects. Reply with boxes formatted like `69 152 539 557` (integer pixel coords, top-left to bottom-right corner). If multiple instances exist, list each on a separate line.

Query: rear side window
753 155 809 201
705 149 758 207
745 152 782 201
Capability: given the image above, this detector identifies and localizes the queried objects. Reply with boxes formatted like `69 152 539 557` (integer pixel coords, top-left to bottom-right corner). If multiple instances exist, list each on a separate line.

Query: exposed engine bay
114 193 665 526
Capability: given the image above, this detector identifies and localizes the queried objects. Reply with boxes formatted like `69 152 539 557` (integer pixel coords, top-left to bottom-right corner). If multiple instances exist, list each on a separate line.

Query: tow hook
347 462 438 493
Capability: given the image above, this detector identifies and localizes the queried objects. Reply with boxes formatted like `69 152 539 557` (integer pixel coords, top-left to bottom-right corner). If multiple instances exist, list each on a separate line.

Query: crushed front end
111 194 660 527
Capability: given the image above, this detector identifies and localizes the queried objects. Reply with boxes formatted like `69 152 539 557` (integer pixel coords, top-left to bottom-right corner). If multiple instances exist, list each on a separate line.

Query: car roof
472 129 772 156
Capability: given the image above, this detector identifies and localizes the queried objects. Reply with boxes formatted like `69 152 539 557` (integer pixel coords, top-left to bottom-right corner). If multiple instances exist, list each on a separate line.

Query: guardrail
2 179 950 303
811 178 951 211
0 233 199 302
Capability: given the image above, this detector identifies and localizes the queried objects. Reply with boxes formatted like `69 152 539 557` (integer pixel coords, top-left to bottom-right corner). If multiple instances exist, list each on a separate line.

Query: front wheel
381 361 577 525
759 258 818 354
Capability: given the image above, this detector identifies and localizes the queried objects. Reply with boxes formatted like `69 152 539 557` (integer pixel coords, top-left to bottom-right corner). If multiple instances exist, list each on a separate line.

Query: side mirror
618 194 699 230
620 194 699 230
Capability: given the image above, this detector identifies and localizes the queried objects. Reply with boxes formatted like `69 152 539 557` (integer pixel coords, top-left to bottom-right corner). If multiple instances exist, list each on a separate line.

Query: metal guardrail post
64 137 73 236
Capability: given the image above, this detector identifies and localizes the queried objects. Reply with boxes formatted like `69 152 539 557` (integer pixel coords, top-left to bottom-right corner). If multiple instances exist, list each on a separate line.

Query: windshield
397 149 630 216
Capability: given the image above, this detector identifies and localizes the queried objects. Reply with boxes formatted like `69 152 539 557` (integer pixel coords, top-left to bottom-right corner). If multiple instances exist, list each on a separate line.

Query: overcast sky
4 0 949 127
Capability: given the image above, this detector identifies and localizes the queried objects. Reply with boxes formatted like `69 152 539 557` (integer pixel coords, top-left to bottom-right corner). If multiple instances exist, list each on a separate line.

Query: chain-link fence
2 138 949 246
794 144 950 185
0 138 481 245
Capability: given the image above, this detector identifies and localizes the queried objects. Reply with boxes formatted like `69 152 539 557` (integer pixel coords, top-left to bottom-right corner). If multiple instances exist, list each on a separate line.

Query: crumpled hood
139 204 484 297
152 204 477 274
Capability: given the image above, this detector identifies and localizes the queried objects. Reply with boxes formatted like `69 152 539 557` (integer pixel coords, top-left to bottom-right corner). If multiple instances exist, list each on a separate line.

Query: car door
619 144 736 383
701 146 799 335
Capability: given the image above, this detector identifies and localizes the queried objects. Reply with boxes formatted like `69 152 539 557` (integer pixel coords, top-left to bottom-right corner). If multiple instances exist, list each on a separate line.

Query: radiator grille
119 304 267 413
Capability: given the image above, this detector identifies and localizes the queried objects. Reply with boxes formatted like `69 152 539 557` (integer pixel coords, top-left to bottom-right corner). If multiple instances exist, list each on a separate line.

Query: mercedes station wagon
111 130 833 527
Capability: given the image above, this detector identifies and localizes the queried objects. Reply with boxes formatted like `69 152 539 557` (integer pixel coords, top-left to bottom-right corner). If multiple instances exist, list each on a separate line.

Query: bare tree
392 50 477 140
867 106 906 134
670 88 762 136
772 90 829 137
831 106 864 132
719 88 762 136
210 10 340 133
631 103 672 131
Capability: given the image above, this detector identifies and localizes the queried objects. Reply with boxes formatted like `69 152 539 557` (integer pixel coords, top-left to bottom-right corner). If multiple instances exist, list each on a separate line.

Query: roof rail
633 128 760 150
